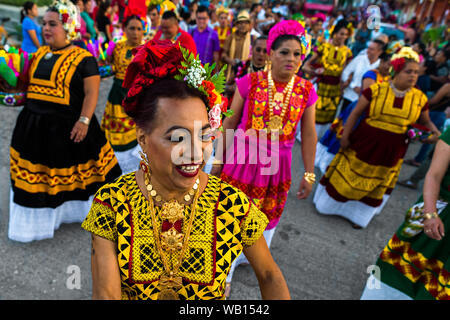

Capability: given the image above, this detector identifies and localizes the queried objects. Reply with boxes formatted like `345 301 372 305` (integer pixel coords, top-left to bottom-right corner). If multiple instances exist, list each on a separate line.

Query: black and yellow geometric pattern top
82 173 268 300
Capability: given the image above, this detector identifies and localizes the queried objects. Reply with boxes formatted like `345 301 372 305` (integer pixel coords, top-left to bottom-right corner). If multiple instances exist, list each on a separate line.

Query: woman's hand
423 134 440 144
296 177 313 200
423 217 445 240
70 120 89 143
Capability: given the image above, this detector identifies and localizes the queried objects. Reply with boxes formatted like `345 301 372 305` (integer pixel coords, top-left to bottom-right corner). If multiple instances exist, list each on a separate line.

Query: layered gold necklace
142 166 200 300
267 69 295 132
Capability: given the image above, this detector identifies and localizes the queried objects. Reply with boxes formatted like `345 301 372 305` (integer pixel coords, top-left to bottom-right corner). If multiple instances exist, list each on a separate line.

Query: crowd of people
0 0 449 300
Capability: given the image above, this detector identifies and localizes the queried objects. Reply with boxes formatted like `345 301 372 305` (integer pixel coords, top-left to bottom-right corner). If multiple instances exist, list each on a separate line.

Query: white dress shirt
341 53 380 102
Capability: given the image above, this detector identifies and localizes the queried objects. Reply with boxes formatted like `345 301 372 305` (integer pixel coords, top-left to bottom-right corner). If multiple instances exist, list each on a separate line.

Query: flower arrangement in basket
0 47 33 107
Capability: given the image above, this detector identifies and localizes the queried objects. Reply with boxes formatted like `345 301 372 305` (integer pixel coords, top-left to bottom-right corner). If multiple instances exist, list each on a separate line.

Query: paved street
0 77 421 300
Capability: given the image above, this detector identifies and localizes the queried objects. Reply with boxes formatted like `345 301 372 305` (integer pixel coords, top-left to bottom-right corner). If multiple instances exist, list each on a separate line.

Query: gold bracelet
303 172 316 185
423 212 439 220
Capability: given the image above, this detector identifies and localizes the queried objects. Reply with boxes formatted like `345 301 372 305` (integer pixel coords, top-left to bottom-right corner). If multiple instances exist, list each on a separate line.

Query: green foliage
177 44 227 96
0 0 52 7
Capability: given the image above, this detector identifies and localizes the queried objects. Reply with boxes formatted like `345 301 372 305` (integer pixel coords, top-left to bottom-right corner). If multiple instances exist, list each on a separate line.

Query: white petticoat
313 183 390 228
8 189 94 243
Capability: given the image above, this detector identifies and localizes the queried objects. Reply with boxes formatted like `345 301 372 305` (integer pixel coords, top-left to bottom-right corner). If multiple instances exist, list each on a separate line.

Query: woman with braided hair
313 47 441 229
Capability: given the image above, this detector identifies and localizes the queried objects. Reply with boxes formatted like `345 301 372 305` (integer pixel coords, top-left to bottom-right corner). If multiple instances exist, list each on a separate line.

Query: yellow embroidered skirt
101 78 137 151
315 74 342 124
314 120 408 227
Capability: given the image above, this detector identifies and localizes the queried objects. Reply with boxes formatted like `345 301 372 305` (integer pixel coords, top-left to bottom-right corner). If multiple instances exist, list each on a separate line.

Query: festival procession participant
313 47 441 229
8 0 121 242
147 4 161 39
20 1 42 53
100 12 146 174
81 39 290 300
190 5 220 66
224 35 268 98
214 6 231 52
308 12 325 53
361 126 450 300
315 52 391 174
221 10 253 84
153 10 197 55
340 39 385 111
302 19 353 139
203 35 268 175
211 20 317 297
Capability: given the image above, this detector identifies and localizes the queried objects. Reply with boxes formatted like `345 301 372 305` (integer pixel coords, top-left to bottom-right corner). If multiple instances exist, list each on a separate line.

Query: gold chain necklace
267 69 295 132
143 171 200 300
146 178 200 203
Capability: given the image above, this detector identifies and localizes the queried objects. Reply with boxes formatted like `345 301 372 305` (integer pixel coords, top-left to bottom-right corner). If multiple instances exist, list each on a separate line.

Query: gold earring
139 151 150 174
264 60 271 72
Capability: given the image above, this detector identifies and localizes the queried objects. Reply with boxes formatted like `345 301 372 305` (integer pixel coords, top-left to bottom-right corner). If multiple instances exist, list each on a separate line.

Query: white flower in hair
50 0 81 40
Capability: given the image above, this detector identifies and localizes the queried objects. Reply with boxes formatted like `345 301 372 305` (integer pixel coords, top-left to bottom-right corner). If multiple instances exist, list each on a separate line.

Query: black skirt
10 103 122 208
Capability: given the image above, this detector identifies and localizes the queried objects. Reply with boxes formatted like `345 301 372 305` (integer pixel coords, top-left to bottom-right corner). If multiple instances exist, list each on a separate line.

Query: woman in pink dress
211 20 318 296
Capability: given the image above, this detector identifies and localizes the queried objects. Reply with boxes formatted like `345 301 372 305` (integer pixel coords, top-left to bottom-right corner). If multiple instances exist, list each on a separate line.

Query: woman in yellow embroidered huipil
313 47 441 229
82 40 290 300
303 19 353 136
8 0 121 242
101 13 145 174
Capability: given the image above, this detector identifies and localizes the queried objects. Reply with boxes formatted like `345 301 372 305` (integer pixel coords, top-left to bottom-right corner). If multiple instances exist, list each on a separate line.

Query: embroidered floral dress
221 70 317 230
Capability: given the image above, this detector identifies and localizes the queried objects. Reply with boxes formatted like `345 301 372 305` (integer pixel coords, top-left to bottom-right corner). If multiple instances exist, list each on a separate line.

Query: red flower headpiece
122 40 231 130
390 57 405 73
123 6 146 21
122 40 184 114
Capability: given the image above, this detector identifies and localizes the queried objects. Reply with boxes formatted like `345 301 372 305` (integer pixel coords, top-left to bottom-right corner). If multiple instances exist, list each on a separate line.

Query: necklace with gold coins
139 152 200 300
267 69 295 134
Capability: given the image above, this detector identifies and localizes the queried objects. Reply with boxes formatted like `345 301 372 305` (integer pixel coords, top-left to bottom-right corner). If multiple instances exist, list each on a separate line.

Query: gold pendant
158 275 183 300
267 115 283 131
161 227 184 251
161 200 185 224
158 288 180 300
